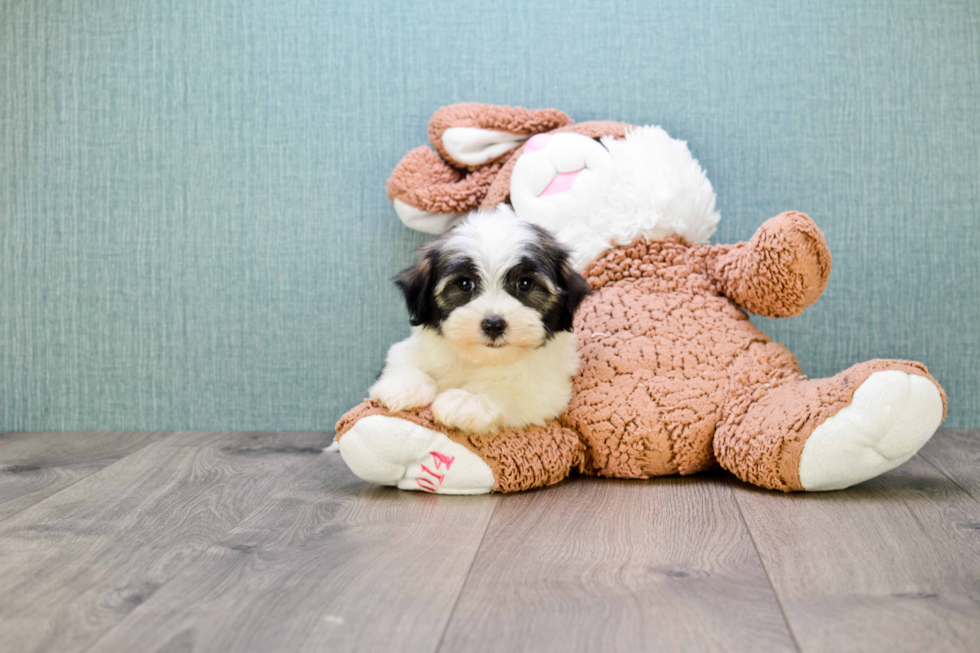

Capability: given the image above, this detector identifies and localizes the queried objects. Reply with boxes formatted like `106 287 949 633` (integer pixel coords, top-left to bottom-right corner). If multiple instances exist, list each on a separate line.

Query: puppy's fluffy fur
370 206 591 433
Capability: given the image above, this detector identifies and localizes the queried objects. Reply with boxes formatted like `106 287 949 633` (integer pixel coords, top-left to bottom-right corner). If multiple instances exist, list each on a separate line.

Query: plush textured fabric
568 233 944 491
703 212 831 318
338 227 946 492
482 122 631 208
387 147 503 214
336 95 949 494
714 358 944 491
336 399 585 493
428 103 572 169
386 112 600 215
1 0 977 431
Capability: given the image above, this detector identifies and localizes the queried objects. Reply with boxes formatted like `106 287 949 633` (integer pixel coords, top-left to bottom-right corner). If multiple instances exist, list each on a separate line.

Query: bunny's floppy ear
387 103 572 234
429 103 572 170
386 146 503 234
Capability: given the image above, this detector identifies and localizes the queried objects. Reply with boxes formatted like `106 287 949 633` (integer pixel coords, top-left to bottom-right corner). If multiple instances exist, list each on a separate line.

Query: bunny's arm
700 212 831 318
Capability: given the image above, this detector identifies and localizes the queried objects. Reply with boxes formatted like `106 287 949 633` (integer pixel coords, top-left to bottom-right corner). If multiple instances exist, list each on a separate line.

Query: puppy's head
395 205 591 366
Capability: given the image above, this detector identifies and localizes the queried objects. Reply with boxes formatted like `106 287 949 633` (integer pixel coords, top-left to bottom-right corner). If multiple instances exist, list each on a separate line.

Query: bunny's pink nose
524 133 553 153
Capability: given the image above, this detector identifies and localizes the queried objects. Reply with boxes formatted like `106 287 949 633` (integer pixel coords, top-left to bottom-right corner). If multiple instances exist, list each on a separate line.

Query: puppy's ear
527 223 592 332
555 260 592 332
394 251 437 327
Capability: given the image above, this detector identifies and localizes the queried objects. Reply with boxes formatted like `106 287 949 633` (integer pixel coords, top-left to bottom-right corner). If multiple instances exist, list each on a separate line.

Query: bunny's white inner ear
441 128 528 166
393 199 464 234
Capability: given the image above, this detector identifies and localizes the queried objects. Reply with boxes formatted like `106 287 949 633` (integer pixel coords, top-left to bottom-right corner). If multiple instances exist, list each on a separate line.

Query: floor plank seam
917 452 980 508
432 497 500 653
727 480 803 653
0 432 169 525
74 445 332 653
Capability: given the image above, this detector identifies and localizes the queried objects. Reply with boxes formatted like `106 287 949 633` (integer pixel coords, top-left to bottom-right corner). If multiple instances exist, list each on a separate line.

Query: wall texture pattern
1 0 978 430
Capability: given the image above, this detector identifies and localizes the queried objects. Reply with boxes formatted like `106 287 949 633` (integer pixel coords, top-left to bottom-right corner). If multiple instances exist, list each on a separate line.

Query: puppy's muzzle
481 315 507 341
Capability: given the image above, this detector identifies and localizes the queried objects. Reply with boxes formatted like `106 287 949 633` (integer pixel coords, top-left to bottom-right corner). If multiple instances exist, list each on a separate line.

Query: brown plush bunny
333 103 946 494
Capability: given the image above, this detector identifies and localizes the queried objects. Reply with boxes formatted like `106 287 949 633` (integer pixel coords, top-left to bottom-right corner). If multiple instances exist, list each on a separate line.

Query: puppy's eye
457 278 475 292
517 277 534 293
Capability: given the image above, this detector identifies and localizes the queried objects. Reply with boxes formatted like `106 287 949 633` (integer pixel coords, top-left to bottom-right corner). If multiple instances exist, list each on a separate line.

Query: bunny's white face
508 128 721 271
509 133 615 268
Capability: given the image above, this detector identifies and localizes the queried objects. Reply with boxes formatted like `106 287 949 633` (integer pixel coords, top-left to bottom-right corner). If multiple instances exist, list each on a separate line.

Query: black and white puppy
370 205 592 433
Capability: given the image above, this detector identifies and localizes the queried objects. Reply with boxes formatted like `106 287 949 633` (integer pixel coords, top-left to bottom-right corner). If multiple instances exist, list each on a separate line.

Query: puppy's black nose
481 316 507 339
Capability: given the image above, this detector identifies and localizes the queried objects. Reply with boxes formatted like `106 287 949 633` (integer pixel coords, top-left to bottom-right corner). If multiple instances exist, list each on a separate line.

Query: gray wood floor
0 429 977 653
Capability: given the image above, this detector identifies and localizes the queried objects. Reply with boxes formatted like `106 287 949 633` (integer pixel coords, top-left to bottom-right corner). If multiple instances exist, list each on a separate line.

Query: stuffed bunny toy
334 103 946 494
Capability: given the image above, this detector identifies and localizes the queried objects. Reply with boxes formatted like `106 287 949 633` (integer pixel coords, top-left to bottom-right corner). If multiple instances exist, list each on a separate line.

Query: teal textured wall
1 0 978 431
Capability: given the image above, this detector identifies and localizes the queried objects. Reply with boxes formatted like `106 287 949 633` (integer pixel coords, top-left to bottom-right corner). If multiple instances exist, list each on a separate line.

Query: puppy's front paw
432 389 500 434
369 373 438 412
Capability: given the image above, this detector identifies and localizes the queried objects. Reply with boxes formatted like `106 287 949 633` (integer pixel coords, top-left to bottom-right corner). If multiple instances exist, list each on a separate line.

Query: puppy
369 205 592 433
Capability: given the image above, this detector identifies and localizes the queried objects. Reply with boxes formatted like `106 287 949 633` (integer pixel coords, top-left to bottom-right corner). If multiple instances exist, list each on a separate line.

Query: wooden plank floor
0 430 977 653
0 431 165 521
